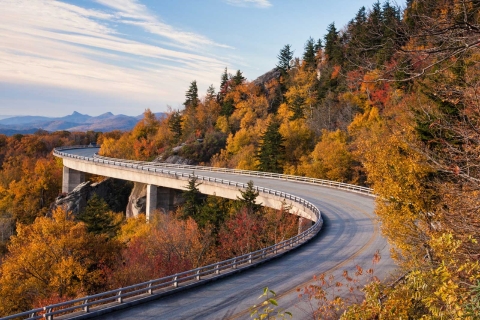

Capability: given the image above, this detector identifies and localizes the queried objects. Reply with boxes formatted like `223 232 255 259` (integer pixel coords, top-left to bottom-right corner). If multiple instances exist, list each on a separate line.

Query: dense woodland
0 0 479 318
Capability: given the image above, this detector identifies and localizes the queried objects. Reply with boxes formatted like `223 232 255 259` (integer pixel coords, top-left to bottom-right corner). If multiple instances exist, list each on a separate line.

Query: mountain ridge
0 111 166 135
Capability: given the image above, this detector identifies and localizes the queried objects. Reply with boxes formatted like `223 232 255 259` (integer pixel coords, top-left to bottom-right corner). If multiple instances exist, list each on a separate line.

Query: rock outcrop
126 182 147 218
252 68 281 88
52 178 132 215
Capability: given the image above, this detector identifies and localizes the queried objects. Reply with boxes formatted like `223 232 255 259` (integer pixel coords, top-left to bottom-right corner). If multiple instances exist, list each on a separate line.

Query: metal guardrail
2 146 370 319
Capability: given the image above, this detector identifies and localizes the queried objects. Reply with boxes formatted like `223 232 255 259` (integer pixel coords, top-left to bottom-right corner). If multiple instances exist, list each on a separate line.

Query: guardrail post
44 307 53 320
117 291 123 303
173 276 178 288
196 270 201 280
248 254 252 264
83 299 89 312
148 283 152 294
215 264 220 274
232 259 236 269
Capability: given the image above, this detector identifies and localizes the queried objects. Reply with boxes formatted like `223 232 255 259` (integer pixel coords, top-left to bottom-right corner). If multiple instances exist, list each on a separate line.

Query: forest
0 0 479 318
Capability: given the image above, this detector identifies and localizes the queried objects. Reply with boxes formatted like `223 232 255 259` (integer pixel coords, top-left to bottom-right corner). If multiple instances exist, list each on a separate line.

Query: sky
0 0 406 117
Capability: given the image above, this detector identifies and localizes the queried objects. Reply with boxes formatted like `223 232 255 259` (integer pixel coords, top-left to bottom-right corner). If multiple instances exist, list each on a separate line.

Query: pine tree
256 121 286 173
206 84 216 102
237 180 261 214
184 80 199 109
182 174 203 220
303 37 316 69
168 110 183 141
218 67 229 102
232 70 245 87
324 23 343 65
276 44 294 73
314 38 323 52
78 194 121 237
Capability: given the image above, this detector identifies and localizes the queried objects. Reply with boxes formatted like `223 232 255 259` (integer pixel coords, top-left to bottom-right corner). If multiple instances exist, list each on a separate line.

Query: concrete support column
62 167 85 193
157 187 176 213
146 184 157 222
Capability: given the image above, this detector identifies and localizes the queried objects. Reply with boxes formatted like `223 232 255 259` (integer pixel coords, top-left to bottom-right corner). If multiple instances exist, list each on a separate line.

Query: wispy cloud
224 0 272 8
0 0 233 112
95 0 232 49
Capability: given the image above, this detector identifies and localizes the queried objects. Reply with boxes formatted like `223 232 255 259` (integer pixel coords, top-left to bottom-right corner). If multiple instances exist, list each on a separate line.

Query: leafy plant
250 287 292 320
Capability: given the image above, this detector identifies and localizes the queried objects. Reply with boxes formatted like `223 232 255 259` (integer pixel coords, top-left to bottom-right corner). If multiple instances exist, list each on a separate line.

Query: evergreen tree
232 70 246 87
324 22 343 65
314 38 323 52
206 84 216 102
220 67 229 91
303 37 316 69
198 195 231 233
288 95 306 121
256 121 286 173
78 194 122 238
237 180 261 214
168 110 183 141
184 80 199 109
220 99 235 117
182 174 203 220
276 44 294 73
218 67 229 102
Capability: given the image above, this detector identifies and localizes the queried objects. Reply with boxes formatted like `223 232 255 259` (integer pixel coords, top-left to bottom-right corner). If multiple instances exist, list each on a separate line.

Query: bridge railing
3 147 324 319
93 151 373 196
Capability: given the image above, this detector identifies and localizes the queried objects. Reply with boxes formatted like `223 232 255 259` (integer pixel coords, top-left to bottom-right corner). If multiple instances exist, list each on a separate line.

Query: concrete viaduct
2 146 396 319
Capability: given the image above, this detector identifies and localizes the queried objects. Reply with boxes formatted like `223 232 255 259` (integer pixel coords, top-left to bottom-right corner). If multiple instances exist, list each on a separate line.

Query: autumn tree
0 208 121 316
111 213 212 288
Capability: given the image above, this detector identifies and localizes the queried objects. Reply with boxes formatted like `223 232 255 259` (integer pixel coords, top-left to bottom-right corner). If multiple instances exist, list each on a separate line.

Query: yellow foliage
215 115 230 134
298 130 353 182
0 208 120 316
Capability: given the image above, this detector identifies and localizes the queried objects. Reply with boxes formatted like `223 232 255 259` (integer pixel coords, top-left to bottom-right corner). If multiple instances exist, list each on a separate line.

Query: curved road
61 148 396 320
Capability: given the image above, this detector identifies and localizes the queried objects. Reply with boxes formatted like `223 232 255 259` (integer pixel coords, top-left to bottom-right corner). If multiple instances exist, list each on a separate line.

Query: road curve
60 148 396 320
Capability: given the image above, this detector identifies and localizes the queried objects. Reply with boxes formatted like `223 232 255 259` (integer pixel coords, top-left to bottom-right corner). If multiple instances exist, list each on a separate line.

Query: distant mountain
0 111 166 136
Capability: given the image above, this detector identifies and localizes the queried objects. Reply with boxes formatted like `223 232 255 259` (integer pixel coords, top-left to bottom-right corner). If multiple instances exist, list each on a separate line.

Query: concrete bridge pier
146 185 157 222
62 166 85 193
146 185 177 221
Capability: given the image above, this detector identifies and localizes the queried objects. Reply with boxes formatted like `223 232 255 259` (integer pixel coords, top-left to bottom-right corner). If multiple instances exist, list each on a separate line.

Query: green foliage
78 194 123 238
302 37 316 69
168 110 183 142
181 175 204 221
184 80 199 109
276 44 294 74
250 287 292 320
232 70 246 87
237 180 261 214
256 121 286 173
324 23 343 65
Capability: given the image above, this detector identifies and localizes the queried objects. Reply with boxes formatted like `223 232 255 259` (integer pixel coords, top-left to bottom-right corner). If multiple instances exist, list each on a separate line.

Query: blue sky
0 0 405 117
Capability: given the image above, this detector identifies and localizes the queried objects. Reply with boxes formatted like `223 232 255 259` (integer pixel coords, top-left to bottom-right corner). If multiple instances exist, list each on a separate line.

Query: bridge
3 146 396 319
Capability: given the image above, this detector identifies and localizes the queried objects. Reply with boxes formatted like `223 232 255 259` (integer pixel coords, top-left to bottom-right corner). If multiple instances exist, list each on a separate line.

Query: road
62 148 396 319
